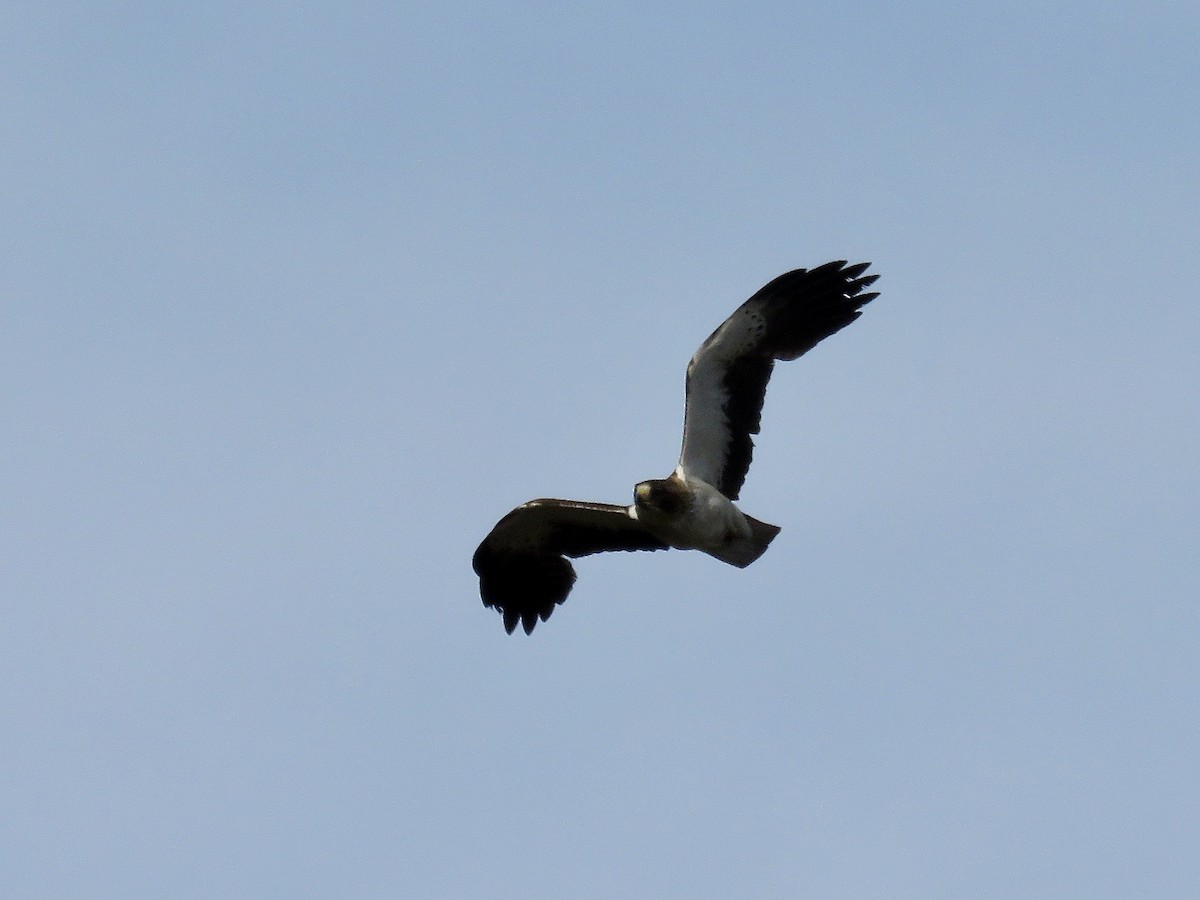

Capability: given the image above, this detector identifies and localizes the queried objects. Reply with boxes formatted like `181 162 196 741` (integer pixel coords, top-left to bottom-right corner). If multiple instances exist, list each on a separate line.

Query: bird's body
473 260 880 634
631 470 779 568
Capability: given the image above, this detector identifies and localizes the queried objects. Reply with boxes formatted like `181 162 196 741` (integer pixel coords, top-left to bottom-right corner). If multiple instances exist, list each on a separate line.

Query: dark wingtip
811 259 848 273
475 542 576 635
502 608 520 634
845 265 879 308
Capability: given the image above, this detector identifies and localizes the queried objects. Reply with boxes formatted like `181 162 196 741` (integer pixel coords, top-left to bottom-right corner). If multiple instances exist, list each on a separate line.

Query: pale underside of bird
473 260 880 634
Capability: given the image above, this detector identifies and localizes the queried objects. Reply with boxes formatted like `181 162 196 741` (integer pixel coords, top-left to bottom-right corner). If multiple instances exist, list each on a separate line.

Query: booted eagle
473 260 880 634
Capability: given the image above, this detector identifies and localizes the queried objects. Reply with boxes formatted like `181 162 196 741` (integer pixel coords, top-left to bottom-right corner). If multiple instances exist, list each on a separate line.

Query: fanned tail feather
704 513 781 568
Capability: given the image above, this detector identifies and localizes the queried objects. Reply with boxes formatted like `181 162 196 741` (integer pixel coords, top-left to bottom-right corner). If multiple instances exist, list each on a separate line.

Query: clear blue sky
4 2 1198 897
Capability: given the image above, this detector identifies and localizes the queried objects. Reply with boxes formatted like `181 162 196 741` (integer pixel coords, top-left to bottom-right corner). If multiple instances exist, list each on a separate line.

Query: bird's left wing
472 499 668 634
677 261 879 500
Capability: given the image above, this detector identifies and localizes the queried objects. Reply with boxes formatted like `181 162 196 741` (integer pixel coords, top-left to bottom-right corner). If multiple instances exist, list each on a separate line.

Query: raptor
473 261 880 634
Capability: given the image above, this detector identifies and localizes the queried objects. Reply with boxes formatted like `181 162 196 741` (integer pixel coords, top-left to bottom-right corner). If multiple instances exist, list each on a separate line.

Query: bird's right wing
472 499 668 634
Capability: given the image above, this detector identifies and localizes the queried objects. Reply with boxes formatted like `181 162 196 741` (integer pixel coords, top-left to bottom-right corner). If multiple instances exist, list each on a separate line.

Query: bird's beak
635 483 651 502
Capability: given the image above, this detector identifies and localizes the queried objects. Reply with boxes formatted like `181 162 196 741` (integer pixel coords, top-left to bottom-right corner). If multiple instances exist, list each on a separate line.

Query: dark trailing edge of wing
472 501 668 635
712 260 879 499
717 355 774 499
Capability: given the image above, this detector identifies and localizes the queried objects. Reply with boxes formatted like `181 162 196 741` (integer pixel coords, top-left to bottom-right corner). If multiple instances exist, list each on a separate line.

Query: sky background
3 2 1198 897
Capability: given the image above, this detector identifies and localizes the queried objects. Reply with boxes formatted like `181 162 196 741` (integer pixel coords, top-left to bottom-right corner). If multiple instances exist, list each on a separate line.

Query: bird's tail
705 514 781 569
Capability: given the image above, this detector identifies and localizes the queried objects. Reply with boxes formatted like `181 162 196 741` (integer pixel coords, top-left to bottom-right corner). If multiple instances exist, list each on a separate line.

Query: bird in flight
473 260 880 634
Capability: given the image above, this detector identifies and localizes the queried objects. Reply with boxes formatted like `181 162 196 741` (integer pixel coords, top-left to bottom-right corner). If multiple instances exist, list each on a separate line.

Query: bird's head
634 476 688 516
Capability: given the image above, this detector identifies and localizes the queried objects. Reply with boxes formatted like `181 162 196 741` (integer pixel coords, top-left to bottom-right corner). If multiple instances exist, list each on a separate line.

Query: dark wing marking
472 499 668 635
677 261 879 499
